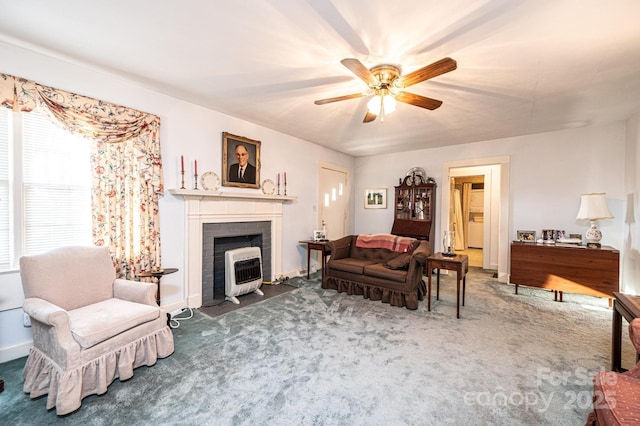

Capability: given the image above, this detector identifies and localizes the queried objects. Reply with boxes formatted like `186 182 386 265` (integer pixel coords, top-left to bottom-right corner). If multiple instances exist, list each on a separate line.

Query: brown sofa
586 318 640 425
322 234 431 310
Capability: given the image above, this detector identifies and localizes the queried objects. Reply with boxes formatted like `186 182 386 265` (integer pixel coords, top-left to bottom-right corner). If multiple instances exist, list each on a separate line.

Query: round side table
138 268 178 305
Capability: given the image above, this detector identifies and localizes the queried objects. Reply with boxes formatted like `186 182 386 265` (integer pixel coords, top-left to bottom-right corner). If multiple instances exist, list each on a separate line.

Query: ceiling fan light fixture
367 93 396 116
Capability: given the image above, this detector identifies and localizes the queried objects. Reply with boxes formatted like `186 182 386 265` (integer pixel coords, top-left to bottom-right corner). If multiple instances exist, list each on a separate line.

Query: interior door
318 163 348 240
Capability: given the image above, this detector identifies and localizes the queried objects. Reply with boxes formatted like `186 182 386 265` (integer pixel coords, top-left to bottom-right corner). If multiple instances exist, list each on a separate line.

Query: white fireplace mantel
169 188 296 203
170 188 296 308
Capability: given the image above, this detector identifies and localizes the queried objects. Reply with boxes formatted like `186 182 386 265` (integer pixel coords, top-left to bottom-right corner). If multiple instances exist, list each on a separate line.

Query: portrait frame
364 188 387 209
516 230 536 242
222 132 261 189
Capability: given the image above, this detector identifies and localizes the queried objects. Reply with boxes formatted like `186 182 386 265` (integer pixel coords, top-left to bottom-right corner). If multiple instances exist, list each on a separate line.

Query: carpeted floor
0 269 635 425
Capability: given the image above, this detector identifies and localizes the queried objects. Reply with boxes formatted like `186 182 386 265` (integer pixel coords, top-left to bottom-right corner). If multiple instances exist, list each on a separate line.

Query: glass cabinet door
414 188 431 221
396 189 411 220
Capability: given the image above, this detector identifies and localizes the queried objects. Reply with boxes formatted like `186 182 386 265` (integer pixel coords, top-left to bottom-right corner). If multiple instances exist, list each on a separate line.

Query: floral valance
0 73 163 194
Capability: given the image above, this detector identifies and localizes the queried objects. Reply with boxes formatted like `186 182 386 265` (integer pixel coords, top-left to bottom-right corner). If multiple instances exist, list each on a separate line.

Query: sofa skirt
322 276 426 310
23 325 174 415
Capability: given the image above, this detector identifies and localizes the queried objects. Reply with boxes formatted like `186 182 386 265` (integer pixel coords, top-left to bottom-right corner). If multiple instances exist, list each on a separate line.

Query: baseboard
0 341 32 363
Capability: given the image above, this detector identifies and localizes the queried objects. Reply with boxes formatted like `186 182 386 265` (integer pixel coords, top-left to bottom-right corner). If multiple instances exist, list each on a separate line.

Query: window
0 107 92 271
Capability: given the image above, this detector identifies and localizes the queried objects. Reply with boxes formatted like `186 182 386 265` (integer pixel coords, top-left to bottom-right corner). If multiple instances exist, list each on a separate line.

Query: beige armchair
20 246 174 415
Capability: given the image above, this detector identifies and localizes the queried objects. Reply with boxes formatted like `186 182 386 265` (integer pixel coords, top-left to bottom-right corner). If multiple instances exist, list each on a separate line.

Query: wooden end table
138 268 178 305
427 252 469 318
612 292 640 372
299 240 331 279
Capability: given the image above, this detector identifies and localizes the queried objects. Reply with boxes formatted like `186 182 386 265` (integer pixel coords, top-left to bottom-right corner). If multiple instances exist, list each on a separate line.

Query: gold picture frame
222 132 261 189
364 188 387 209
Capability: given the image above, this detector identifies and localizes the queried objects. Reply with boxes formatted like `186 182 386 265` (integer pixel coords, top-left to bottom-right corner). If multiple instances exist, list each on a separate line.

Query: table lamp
576 193 614 247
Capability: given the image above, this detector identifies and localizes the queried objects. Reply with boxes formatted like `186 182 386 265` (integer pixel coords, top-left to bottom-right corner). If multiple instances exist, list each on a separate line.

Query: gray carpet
0 269 635 425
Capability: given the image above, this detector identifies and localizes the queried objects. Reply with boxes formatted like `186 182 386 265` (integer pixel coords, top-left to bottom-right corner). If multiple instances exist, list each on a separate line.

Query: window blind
22 110 92 256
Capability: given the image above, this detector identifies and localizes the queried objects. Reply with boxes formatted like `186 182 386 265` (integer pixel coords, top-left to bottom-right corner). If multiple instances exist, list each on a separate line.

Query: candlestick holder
180 171 185 189
277 183 281 196
284 183 287 196
193 173 199 190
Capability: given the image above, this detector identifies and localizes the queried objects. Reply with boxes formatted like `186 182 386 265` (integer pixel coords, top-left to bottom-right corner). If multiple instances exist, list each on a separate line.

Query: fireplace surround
169 189 295 308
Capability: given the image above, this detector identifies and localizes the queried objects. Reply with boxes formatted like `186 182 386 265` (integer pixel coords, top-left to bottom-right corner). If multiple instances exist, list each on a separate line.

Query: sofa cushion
329 258 376 275
364 263 408 283
384 253 411 270
68 298 160 349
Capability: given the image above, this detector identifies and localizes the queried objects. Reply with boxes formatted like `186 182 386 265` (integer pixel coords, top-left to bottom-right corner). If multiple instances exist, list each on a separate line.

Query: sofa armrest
411 241 431 266
114 279 157 306
23 297 80 368
327 235 354 261
23 297 70 327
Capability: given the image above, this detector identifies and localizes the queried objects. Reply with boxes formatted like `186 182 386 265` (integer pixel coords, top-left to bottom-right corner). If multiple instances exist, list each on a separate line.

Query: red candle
194 160 198 175
284 172 287 185
181 155 184 172
277 173 280 185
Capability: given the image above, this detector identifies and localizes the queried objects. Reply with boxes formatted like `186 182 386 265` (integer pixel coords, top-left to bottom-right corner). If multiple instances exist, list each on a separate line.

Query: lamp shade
576 193 614 220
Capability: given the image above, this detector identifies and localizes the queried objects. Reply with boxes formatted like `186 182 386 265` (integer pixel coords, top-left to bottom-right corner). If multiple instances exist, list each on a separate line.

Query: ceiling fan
314 57 457 123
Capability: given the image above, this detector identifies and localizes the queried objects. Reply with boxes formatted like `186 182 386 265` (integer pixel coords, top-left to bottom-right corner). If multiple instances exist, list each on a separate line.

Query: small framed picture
364 188 387 209
517 230 536 242
541 229 556 243
313 230 327 241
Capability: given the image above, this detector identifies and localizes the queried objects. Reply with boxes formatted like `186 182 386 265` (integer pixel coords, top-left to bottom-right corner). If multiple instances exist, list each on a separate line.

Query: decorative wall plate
261 179 276 195
201 171 220 191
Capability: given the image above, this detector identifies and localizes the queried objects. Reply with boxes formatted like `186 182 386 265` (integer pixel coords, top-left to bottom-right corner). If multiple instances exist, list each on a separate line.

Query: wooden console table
299 240 331 279
427 252 469 318
510 242 619 302
612 292 640 372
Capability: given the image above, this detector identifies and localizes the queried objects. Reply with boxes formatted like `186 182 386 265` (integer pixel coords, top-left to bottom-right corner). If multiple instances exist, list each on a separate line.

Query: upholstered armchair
586 318 640 425
20 246 174 415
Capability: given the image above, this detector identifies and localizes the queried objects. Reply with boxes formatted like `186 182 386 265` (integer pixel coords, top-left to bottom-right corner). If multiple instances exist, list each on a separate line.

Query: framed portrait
364 188 387 209
222 132 261 189
516 230 536 242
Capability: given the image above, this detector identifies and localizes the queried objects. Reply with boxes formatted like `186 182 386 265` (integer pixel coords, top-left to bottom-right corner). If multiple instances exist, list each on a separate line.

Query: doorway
441 157 510 282
450 175 485 268
318 162 349 240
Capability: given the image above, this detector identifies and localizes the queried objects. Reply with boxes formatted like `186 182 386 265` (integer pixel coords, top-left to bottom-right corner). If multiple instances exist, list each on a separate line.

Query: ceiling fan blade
314 92 367 105
341 58 379 87
395 91 443 110
363 111 377 123
395 57 457 88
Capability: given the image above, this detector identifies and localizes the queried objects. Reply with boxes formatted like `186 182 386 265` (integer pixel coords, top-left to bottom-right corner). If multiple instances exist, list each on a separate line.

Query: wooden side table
299 240 331 279
612 292 640 372
427 252 469 318
138 268 178 305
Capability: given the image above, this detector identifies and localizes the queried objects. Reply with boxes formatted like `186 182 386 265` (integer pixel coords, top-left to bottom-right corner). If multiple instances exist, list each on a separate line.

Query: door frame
441 156 510 283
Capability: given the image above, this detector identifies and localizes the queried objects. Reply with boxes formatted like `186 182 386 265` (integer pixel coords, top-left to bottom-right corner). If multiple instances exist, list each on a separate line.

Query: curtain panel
0 73 163 278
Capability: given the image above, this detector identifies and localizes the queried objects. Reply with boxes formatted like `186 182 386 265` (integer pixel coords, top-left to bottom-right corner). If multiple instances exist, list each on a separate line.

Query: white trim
0 340 31 363
441 156 510 282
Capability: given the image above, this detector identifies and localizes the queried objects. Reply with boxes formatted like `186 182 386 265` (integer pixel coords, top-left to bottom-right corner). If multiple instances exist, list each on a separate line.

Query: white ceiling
1 0 640 157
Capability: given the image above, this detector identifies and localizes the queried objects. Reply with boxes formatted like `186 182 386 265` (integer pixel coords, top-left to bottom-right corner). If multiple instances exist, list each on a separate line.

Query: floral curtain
0 73 163 278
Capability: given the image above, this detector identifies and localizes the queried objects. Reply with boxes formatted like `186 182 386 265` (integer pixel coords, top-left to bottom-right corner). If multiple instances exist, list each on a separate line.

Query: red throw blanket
355 234 416 253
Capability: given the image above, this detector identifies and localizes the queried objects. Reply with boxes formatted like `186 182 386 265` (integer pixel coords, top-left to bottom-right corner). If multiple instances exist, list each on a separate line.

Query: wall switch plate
23 312 31 327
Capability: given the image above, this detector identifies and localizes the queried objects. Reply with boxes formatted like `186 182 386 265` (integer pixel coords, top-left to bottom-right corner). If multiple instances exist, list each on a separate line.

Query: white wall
623 112 640 294
354 122 628 285
0 42 355 361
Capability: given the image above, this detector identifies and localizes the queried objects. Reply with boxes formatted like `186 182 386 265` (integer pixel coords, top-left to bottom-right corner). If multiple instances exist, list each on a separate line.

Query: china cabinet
391 174 437 252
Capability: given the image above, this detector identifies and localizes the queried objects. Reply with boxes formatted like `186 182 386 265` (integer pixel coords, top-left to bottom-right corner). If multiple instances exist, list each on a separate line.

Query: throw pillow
384 253 411 270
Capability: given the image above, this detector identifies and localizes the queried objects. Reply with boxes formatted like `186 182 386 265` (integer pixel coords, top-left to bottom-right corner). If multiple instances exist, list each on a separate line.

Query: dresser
510 242 619 301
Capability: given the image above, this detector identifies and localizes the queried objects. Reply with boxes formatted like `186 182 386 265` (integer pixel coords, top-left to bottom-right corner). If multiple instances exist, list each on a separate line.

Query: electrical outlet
23 312 31 327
